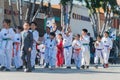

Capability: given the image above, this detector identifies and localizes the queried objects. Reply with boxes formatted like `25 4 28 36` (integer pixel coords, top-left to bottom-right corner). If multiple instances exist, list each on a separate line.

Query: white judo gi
101 37 113 64
30 30 39 67
94 41 104 64
45 39 57 68
81 35 90 66
13 33 22 68
0 28 15 69
44 33 50 65
63 32 73 67
37 43 45 65
72 40 82 68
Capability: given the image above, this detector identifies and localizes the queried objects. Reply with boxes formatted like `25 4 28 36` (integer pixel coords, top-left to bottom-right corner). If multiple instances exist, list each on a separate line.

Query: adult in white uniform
80 29 90 69
72 34 82 69
101 31 113 68
0 19 15 71
94 35 104 68
62 27 73 69
30 22 39 70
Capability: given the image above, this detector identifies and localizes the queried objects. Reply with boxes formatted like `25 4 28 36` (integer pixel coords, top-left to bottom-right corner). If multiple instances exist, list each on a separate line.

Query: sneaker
5 69 10 71
81 65 85 69
66 66 71 69
86 66 89 69
44 63 49 68
94 65 98 69
0 66 6 71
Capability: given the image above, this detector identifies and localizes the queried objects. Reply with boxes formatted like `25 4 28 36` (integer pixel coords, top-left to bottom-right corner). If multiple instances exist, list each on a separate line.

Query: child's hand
28 48 32 52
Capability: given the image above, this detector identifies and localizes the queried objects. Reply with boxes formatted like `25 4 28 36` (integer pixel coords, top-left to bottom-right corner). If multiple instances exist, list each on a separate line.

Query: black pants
21 48 31 70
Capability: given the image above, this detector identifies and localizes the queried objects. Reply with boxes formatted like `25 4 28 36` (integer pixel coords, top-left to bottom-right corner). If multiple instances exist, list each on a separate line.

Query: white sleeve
83 36 90 43
72 40 75 47
34 31 39 42
109 39 113 49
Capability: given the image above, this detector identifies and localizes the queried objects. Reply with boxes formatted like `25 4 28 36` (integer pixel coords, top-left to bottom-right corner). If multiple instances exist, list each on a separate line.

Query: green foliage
60 0 70 5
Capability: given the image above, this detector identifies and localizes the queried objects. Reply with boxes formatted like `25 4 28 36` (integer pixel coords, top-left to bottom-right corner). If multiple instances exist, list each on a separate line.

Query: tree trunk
9 0 17 27
32 0 44 21
17 0 23 26
68 0 73 26
25 0 31 21
30 0 36 22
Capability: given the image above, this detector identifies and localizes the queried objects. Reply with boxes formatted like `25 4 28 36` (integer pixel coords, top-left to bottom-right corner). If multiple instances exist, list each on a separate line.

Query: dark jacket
21 30 33 50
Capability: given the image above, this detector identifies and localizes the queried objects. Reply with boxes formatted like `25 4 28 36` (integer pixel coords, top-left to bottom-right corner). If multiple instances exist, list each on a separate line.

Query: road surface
0 64 120 80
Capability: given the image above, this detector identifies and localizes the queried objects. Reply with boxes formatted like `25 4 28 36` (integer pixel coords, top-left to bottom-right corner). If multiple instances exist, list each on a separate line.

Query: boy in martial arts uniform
44 32 57 70
62 27 73 69
80 29 90 69
13 26 23 70
72 34 82 69
44 27 50 68
0 19 15 71
94 35 104 69
37 43 45 66
29 22 39 70
101 31 113 68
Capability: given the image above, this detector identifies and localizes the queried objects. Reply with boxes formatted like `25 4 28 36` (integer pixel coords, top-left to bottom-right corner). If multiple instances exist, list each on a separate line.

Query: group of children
0 19 113 72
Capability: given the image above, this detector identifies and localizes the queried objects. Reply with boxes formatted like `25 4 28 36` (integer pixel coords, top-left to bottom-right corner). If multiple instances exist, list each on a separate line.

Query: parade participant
80 29 90 69
0 19 15 71
21 21 33 72
94 35 104 69
56 34 64 67
101 31 113 68
72 34 82 69
29 22 39 70
44 27 50 41
44 32 57 70
37 42 45 66
62 27 73 69
51 23 61 40
13 26 23 70
44 27 51 68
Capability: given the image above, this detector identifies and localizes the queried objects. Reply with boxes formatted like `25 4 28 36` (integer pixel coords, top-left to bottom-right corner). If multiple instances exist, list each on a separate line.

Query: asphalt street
0 64 120 80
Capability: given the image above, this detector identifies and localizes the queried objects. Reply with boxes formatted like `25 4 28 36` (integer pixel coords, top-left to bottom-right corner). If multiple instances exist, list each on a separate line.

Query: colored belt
75 48 81 51
104 45 109 47
2 38 11 40
83 43 89 46
64 45 72 49
96 49 103 50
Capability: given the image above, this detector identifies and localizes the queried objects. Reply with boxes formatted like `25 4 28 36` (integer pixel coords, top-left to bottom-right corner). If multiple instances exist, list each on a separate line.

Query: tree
25 0 31 21
60 0 73 32
32 0 44 22
17 0 23 26
30 0 37 22
84 0 118 36
9 0 17 27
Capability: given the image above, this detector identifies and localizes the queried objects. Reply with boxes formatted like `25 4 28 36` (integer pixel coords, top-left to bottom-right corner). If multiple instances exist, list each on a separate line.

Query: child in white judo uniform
80 29 90 69
13 27 23 70
30 22 39 70
0 19 15 71
44 32 57 69
94 35 104 69
101 31 113 68
37 43 45 66
72 34 82 69
62 27 73 69
44 27 50 68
